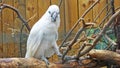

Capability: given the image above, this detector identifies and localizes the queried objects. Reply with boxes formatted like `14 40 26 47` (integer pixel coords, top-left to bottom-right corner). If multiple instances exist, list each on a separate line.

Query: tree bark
0 58 87 68
0 58 57 68
0 57 101 68
89 49 120 65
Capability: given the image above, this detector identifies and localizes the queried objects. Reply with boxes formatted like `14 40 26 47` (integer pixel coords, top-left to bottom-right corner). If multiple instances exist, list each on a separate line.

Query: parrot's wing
26 29 44 57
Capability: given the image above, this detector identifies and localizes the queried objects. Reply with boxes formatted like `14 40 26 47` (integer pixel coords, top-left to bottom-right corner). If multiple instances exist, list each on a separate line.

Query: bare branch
77 10 120 58
76 42 86 59
27 13 37 23
0 4 31 32
59 0 100 49
62 33 94 48
94 2 111 22
58 0 62 8
62 22 95 63
104 34 117 45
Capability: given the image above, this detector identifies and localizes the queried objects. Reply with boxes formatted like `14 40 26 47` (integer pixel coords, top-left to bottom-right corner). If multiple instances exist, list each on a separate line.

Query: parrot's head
47 5 60 22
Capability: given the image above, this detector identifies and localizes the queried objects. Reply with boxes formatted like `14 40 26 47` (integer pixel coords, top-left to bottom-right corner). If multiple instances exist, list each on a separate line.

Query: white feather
25 5 61 60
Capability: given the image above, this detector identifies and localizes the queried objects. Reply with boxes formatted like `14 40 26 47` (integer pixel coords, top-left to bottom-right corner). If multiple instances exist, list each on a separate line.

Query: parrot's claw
58 53 62 57
64 56 74 60
45 61 50 68
45 60 50 65
41 56 50 67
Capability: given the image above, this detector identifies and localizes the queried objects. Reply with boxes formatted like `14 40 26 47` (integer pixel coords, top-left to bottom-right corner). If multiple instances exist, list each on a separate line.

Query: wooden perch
0 58 93 68
89 49 120 65
1 50 120 68
0 58 58 68
0 58 45 68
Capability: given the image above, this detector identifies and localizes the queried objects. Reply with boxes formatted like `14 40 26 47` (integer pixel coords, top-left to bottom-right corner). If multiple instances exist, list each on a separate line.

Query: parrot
25 5 62 65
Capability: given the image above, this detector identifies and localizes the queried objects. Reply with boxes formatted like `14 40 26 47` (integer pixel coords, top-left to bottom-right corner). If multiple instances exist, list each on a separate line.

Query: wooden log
0 58 57 68
0 57 96 68
0 58 85 68
1 50 120 68
89 49 120 65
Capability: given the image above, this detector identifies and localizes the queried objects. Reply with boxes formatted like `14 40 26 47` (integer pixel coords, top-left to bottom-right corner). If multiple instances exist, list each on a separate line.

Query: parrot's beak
51 12 59 22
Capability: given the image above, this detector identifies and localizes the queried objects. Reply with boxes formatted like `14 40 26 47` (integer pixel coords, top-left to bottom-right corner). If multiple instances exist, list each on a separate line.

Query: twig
73 33 87 46
76 42 86 59
62 21 95 63
58 0 62 8
27 13 37 23
105 43 112 50
102 7 120 28
62 33 94 48
96 27 117 47
59 0 100 49
110 0 115 14
99 10 112 28
0 4 31 32
115 7 120 11
62 24 85 63
77 10 120 58
94 2 110 22
0 4 31 57
19 24 25 57
61 33 87 47
87 2 111 39
104 34 117 45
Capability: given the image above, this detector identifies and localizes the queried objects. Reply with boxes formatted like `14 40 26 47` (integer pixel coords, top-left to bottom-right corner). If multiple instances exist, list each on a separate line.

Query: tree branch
89 49 120 65
0 4 31 32
59 0 100 49
62 21 95 63
77 9 120 58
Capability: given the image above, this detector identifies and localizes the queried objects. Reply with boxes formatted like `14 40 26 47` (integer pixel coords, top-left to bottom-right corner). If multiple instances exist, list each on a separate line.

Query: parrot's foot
64 56 75 61
45 61 50 68
57 54 76 62
57 53 63 60
57 54 73 60
57 53 62 57
45 60 50 66
41 56 50 67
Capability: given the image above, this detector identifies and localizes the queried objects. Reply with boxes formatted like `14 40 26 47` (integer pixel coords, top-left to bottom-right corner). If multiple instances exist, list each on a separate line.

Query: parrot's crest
47 5 59 14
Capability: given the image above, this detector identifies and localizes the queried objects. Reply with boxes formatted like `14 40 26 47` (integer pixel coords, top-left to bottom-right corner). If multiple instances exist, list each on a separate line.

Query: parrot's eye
48 11 51 14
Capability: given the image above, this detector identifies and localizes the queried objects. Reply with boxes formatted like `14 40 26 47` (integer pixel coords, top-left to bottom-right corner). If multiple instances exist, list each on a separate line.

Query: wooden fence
0 0 120 62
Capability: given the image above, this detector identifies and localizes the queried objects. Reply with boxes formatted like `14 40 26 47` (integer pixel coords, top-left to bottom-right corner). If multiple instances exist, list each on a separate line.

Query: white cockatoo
25 5 62 65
